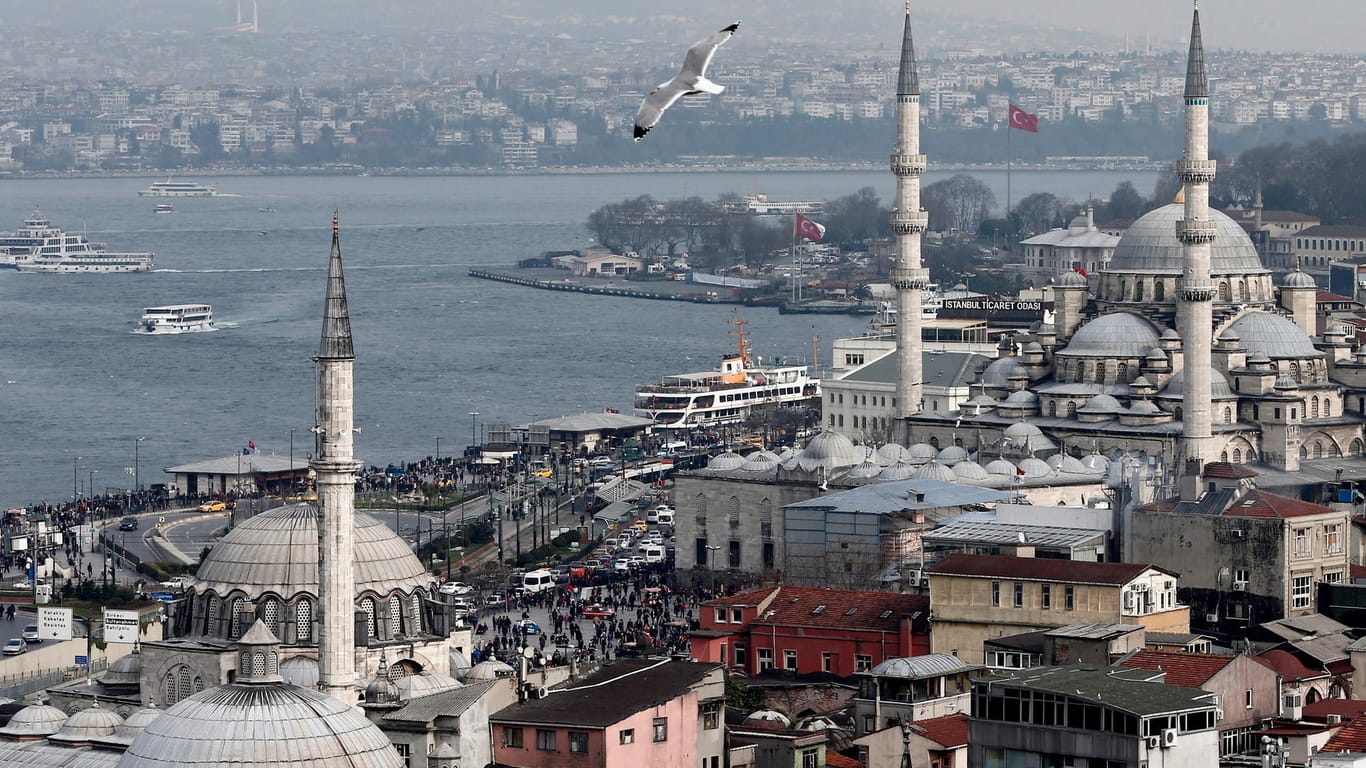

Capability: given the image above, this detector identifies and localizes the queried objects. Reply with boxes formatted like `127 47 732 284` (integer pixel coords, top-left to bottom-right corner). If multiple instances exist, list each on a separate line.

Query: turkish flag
795 213 825 243
1074 266 1088 277
1009 104 1039 132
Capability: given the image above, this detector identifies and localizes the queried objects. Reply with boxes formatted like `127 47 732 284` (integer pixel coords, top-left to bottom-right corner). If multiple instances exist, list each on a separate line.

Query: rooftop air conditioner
1232 580 1248 591
1146 736 1161 750
1329 714 1343 725
1204 612 1219 623
1132 582 1150 592
1161 729 1178 748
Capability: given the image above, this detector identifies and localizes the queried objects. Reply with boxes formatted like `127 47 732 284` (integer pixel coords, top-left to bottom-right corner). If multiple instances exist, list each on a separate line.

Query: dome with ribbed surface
786 431 863 472
845 460 883 479
937 446 969 465
907 443 938 464
102 651 142 688
979 357 1026 388
117 683 402 768
49 704 123 745
394 672 461 701
875 443 907 465
1104 204 1267 276
741 451 781 473
1078 394 1124 414
1274 375 1299 390
1004 390 1039 405
0 704 68 737
911 461 957 482
1227 312 1321 359
952 461 990 481
1157 368 1238 400
985 459 1018 476
466 658 515 680
1004 422 1044 439
1056 455 1090 475
1057 270 1089 288
877 461 917 481
1017 458 1054 478
449 649 472 681
1062 313 1161 357
1282 269 1317 288
868 654 968 679
707 451 746 471
279 656 319 689
190 503 433 599
1081 454 1111 473
95 706 162 748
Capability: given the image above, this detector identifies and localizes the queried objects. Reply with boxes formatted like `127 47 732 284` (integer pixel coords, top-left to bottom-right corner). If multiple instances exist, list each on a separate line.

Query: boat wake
153 264 459 274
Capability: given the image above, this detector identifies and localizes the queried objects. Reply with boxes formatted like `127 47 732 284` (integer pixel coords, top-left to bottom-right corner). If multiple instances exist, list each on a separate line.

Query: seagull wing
633 79 688 141
680 22 739 81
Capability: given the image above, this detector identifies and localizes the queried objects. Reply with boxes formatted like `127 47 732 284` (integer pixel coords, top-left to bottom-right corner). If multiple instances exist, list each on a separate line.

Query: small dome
785 431 863 472
1104 204 1268 276
1228 312 1321 359
907 443 938 465
1063 313 1161 357
1056 455 1090 475
1078 394 1123 414
0 703 68 737
1218 328 1241 342
1057 270 1089 288
1146 348 1168 362
745 710 792 728
49 704 123 743
1159 368 1238 400
1247 351 1271 364
466 658 515 680
877 461 917 481
937 445 970 465
845 460 883 479
106 706 161 744
1022 341 1044 354
979 357 1026 388
1080 453 1110 473
1131 375 1154 389
868 654 968 678
365 676 401 705
875 443 908 465
103 651 143 688
776 446 798 460
985 459 1018 476
1161 328 1181 341
280 656 319 689
964 393 999 407
1274 375 1299 390
1128 399 1163 415
741 451 781 473
449 649 472 681
794 714 843 732
911 461 958 483
1017 457 1053 478
1282 269 1317 289
1004 422 1044 439
1326 323 1351 337
952 461 990 481
707 451 746 471
1004 390 1038 405
394 672 461 700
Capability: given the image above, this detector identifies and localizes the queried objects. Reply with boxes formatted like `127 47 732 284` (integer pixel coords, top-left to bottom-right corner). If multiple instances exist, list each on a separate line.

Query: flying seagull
634 22 739 141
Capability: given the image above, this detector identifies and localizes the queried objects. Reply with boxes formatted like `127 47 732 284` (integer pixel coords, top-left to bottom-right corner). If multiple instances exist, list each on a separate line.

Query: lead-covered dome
1062 313 1161 357
1157 368 1239 400
1105 204 1268 275
190 503 433 598
785 431 863 472
707 451 746 471
0 703 68 737
1227 312 1321 359
1282 269 1317 289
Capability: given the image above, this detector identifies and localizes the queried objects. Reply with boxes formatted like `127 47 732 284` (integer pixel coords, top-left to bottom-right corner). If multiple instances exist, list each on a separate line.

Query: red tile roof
1259 649 1330 683
706 585 928 634
703 586 780 609
1142 489 1337 519
1305 699 1366 720
826 752 863 768
1118 651 1235 688
1322 714 1366 753
927 553 1165 585
1202 462 1258 479
912 714 969 749
1318 291 1360 304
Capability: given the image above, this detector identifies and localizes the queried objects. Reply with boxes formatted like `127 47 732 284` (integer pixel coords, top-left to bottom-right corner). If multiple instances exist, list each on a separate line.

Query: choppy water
0 168 1153 507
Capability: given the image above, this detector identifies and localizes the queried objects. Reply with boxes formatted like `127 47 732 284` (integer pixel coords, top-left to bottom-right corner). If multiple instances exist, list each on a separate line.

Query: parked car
484 593 506 607
515 619 542 635
148 591 177 602
198 500 227 513
449 599 474 613
118 516 139 531
581 604 615 619
439 581 474 596
21 625 40 643
2 638 25 655
160 576 190 590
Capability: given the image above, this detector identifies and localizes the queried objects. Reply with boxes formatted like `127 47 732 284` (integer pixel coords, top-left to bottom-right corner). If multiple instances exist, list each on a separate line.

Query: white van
656 509 674 527
642 545 666 564
521 569 555 594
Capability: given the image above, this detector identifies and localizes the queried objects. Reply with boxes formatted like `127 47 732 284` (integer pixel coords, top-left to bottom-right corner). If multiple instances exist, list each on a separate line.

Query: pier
468 268 746 305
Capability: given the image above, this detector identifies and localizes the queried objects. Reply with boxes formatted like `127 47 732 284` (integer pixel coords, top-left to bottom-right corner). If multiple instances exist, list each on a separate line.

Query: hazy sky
6 0 1364 54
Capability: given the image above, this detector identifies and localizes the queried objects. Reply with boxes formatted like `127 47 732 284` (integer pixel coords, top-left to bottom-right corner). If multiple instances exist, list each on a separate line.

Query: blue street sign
75 655 88 665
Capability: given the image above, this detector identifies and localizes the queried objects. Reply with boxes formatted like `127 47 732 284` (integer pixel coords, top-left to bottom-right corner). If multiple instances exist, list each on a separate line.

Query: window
731 607 743 623
801 749 819 768
785 650 798 671
619 729 634 745
394 743 411 768
1014 582 1024 608
504 727 524 748
856 654 873 672
728 540 741 568
653 717 668 742
757 648 774 671
1065 585 1075 611
1245 689 1254 709
822 652 833 673
1041 584 1051 609
714 607 726 624
992 581 1001 607
703 703 721 730
537 730 557 751
1292 575 1312 609
1294 528 1311 557
734 643 747 668
569 732 588 753
1325 571 1344 584
1326 523 1343 554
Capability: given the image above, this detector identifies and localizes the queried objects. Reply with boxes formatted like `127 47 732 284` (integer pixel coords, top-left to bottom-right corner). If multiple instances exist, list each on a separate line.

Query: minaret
889 0 931 442
314 212 362 704
1176 0 1218 495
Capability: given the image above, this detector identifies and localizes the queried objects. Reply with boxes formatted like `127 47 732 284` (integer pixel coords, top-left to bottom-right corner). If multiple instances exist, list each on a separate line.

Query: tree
189 121 224 164
823 187 887 245
923 174 996 234
1103 181 1145 221
1011 192 1061 237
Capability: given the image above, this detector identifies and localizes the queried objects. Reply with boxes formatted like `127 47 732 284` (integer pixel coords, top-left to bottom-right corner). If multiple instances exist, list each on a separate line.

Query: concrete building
926 553 1190 664
163 453 309 497
969 665 1221 768
853 716 968 768
1294 225 1366 272
850 654 975 735
1016 206 1120 285
822 350 989 443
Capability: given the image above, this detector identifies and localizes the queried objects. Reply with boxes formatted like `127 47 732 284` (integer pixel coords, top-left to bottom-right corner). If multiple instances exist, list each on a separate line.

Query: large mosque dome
1227 312 1322 359
1105 204 1268 275
1061 313 1161 358
191 503 433 598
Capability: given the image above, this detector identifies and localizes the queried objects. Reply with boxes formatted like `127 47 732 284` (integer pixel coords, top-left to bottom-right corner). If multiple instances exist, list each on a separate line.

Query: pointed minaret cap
319 210 355 360
1184 0 1208 99
896 1 919 97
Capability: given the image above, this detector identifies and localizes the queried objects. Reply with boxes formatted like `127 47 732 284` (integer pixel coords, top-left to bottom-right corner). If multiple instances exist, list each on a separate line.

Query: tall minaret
889 0 930 442
314 212 362 704
1177 0 1218 492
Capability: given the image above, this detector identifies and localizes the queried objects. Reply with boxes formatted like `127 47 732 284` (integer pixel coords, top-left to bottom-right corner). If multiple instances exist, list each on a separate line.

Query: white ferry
1 210 154 273
154 203 175 214
634 313 819 429
138 179 216 197
720 193 824 217
139 304 217 334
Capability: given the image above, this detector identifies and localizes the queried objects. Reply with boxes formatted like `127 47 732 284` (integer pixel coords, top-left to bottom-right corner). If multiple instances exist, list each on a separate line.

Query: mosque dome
0 703 68 737
707 451 746 471
741 451 781 473
911 461 957 483
1157 368 1238 400
1056 455 1091 475
1128 399 1163 415
364 675 401 706
1080 453 1111 473
1078 394 1124 415
868 654 967 678
1004 422 1044 439
877 461 917 481
985 459 1019 476
96 706 163 748
102 651 143 688
466 658 515 680
1003 390 1039 405
1057 270 1089 288
1104 204 1268 275
785 431 863 472
952 461 991 481
1017 458 1054 478
776 447 798 461
280 656 319 689
48 704 122 745
1227 312 1321 359
1218 328 1241 344
449 649 472 681
1274 375 1299 391
979 357 1026 388
875 443 908 465
118 682 402 768
937 446 970 466
907 443 938 465
744 710 792 728
190 503 433 599
845 460 884 480
1282 269 1317 289
1062 313 1161 357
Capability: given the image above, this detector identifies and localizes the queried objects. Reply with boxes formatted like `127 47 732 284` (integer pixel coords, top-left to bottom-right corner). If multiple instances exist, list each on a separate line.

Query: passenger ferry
720 193 824 217
138 179 216 197
154 203 175 214
0 210 154 273
139 304 217 334
634 313 818 429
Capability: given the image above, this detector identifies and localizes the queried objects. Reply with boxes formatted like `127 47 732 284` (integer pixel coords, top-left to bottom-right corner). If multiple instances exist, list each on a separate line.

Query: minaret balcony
890 209 929 235
890 266 931 290
1177 158 1217 183
1178 280 1217 302
890 153 927 177
1176 219 1218 244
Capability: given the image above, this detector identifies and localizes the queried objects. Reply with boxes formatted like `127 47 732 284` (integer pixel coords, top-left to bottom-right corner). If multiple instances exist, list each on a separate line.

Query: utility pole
134 437 146 494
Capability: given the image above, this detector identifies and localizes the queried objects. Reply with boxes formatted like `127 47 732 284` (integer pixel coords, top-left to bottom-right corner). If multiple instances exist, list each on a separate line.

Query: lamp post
289 428 296 495
72 456 81 503
435 436 442 463
134 436 146 494
88 469 98 503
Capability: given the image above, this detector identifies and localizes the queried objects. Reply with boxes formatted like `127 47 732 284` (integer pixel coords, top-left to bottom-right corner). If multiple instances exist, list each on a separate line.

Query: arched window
251 652 266 677
929 435 940 449
1117 362 1128 382
1291 361 1301 380
164 665 204 707
389 595 404 638
205 594 220 636
1119 279 1127 300
411 594 422 633
361 597 376 639
1352 439 1364 456
1233 448 1242 463
1224 406 1233 424
1176 406 1184 422
1247 448 1258 462
727 496 741 531
1312 396 1320 418
1325 400 1332 417
1134 281 1144 302
759 499 773 540
1238 280 1248 301
1221 451 1229 462
229 597 245 639
1301 445 1309 459
262 597 281 639
695 493 708 532
1218 282 1230 301
295 599 312 642
1047 401 1057 417
1066 401 1078 417
1332 442 1343 457
1154 281 1165 301
1314 442 1325 459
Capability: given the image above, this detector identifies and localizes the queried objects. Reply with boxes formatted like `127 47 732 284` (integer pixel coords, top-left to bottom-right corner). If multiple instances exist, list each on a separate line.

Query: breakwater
468 268 747 305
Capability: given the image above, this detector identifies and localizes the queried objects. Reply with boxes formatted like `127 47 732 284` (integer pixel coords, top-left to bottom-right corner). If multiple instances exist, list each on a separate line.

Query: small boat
139 304 217 334
257 207 276 213
154 203 175 214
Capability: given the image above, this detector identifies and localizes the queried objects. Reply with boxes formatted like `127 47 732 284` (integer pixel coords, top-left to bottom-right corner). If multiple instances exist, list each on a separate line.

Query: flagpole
792 215 801 304
1006 117 1012 217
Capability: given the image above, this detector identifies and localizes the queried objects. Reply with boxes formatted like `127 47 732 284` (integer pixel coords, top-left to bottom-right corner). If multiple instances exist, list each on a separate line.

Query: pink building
491 658 726 768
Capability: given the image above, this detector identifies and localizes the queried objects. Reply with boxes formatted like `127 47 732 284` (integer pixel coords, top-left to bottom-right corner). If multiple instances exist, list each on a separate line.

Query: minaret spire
890 1 930 442
1176 0 1218 497
314 212 363 704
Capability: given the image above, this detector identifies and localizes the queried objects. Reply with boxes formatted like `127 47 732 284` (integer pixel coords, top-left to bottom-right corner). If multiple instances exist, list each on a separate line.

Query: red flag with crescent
1009 104 1039 132
795 213 825 243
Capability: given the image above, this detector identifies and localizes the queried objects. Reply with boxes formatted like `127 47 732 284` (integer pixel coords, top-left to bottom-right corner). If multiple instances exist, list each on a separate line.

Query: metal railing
0 657 109 700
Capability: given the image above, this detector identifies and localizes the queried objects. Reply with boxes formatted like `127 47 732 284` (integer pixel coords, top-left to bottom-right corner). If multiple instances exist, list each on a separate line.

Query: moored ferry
0 210 154 273
634 313 819 429
139 304 217 334
138 179 216 197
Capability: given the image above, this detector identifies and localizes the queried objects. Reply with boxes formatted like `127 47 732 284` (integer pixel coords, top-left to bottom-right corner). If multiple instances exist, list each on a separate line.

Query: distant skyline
1 0 1361 54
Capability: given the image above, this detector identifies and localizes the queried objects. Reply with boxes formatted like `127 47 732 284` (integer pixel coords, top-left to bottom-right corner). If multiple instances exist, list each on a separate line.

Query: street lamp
134 436 146 494
88 469 98 502
72 456 81 502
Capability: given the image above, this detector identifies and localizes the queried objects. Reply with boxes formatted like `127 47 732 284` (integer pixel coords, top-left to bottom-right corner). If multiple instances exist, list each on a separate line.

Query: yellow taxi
198 500 227 513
